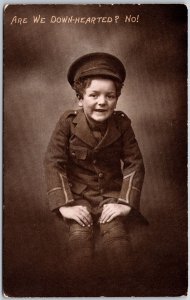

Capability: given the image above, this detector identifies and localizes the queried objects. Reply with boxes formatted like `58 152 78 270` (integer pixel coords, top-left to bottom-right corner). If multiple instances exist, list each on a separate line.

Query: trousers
66 214 131 282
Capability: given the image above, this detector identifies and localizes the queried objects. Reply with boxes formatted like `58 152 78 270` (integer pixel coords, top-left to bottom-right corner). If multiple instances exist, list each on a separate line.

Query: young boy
44 53 145 289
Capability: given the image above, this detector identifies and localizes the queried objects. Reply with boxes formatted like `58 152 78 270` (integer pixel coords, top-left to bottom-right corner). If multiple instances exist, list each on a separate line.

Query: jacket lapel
72 110 97 147
96 115 121 149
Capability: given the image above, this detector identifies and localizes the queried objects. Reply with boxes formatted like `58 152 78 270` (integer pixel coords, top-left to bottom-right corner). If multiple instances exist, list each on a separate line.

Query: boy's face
79 78 118 123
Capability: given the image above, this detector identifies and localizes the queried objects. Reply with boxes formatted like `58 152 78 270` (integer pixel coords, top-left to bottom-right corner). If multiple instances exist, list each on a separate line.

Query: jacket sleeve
44 113 74 212
118 115 145 212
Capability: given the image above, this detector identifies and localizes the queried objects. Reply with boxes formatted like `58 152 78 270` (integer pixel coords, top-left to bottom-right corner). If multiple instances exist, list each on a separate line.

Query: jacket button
71 152 76 157
93 160 97 164
98 172 104 178
100 188 104 194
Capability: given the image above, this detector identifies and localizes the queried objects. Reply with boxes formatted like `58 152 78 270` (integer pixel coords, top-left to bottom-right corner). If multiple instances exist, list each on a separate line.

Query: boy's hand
99 203 131 223
59 206 93 227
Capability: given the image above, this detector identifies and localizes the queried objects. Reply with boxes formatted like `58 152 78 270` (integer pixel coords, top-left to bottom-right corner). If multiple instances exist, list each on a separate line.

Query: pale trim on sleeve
59 173 69 203
123 170 136 203
47 187 62 195
132 186 140 193
118 198 129 205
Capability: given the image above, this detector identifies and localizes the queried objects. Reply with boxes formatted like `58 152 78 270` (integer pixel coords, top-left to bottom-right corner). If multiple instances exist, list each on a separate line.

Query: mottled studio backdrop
4 4 187 297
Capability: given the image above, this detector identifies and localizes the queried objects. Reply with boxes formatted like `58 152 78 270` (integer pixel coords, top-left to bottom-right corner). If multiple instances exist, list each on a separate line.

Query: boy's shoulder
58 110 79 123
113 110 130 120
113 110 131 129
62 109 78 119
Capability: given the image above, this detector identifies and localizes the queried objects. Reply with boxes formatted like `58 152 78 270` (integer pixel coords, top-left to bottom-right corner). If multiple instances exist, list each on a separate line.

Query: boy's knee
100 217 126 234
100 217 129 244
68 220 93 246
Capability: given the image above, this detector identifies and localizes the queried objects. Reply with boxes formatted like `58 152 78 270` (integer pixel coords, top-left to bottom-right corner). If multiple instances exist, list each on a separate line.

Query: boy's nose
98 96 106 105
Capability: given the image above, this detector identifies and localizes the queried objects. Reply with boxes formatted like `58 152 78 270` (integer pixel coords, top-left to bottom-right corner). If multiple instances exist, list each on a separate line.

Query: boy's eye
90 94 98 98
107 94 116 99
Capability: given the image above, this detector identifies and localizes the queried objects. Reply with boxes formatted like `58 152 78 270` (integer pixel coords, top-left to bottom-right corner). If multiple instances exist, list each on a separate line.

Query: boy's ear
78 99 83 107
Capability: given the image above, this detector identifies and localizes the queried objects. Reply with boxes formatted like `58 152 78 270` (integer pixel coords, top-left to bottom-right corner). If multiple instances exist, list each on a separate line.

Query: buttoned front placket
91 150 105 195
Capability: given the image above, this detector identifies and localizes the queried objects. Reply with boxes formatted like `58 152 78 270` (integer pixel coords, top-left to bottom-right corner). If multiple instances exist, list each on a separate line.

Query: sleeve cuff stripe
123 170 136 202
47 187 62 195
132 186 140 193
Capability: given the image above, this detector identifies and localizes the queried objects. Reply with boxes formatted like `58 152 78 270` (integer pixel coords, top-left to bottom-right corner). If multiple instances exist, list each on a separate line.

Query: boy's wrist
59 206 69 214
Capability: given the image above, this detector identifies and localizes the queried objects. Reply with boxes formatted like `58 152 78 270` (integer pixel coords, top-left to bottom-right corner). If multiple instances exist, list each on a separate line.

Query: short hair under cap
67 52 126 86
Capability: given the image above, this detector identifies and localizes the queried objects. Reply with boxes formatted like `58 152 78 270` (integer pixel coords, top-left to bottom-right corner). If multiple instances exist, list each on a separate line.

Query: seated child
44 52 145 286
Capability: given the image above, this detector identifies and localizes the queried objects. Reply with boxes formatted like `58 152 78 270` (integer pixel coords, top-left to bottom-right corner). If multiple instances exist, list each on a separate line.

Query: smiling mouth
95 109 107 112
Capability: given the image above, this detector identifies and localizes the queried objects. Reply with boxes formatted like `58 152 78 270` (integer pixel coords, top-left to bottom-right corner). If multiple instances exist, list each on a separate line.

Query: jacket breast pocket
69 145 88 160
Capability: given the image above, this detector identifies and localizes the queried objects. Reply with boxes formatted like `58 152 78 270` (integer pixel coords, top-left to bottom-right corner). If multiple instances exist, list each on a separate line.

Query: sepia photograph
3 4 187 297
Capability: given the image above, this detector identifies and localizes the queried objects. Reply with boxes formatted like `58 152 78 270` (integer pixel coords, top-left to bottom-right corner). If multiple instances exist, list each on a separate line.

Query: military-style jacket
44 109 145 215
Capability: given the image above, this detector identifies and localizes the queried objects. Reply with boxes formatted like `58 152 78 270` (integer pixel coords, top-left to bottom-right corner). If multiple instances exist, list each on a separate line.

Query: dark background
4 4 187 297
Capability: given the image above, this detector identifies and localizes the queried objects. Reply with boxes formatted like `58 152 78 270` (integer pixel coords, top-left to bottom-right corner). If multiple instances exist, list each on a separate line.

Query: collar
72 110 121 149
